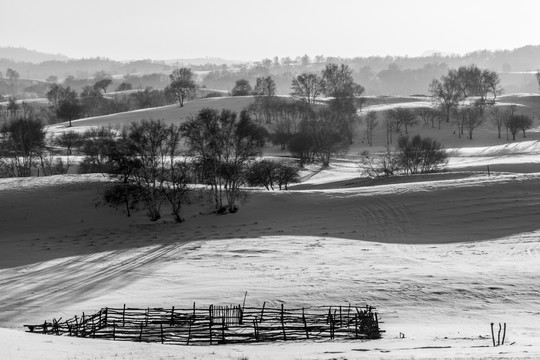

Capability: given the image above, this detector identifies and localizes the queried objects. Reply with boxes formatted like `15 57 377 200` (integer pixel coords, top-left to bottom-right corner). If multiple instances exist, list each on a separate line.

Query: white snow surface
2 234 540 359
1 139 540 359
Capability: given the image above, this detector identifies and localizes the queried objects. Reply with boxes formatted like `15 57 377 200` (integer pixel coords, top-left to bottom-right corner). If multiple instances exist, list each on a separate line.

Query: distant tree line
238 63 364 166
40 71 185 125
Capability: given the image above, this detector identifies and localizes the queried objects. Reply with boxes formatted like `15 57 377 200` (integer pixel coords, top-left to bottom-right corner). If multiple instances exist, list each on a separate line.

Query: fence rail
24 302 383 345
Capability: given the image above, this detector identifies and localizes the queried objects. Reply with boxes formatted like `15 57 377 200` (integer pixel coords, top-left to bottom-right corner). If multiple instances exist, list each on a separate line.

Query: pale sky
3 0 540 61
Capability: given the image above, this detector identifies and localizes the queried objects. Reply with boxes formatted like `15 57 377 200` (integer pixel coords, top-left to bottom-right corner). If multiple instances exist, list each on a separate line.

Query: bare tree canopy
290 73 324 105
168 68 196 107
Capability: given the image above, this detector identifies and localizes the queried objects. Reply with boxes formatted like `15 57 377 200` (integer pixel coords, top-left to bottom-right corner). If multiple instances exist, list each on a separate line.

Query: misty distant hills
2 45 540 97
163 58 248 66
0 47 246 81
0 46 70 63
0 47 246 67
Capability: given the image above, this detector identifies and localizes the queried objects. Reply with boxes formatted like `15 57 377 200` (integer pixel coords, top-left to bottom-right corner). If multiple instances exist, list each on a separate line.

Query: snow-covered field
3 234 540 359
1 129 540 358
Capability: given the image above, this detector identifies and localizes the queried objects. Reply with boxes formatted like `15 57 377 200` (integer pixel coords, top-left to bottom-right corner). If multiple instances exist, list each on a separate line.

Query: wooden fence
24 303 383 345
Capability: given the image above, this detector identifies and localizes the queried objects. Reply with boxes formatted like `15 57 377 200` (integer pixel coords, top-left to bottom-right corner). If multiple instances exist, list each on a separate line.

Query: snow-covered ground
3 234 540 359
1 141 540 359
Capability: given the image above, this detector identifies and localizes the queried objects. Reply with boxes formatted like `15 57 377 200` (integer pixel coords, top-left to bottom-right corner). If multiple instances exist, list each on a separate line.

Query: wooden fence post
498 323 502 345
491 322 496 346
281 304 286 341
113 321 116 340
139 322 143 342
170 306 175 325
355 314 359 339
122 304 126 327
327 307 332 324
253 317 259 341
302 307 309 339
242 291 247 310
502 323 506 345
160 323 164 344
82 312 86 338
221 314 226 344
347 303 351 328
260 302 266 322
209 319 213 345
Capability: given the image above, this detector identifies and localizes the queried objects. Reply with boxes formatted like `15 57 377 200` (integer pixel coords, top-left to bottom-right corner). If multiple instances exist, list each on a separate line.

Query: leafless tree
452 105 484 140
168 68 196 107
290 73 324 105
254 76 276 97
506 114 534 140
181 108 266 213
489 107 511 139
364 111 378 146
386 107 418 134
0 116 46 177
416 107 441 128
360 146 400 178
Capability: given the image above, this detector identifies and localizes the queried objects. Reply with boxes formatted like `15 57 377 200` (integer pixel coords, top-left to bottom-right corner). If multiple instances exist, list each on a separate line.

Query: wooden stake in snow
74 316 78 337
491 322 496 346
242 291 248 310
91 317 95 339
302 307 309 339
281 303 286 341
209 317 213 345
253 317 259 341
221 314 226 344
347 303 351 328
260 301 266 322
160 323 164 344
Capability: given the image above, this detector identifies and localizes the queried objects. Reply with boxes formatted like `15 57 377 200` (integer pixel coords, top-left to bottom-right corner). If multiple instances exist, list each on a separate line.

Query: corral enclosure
24 303 382 345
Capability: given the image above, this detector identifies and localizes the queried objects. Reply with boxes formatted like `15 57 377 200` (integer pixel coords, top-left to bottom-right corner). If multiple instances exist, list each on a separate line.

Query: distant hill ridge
0 46 70 63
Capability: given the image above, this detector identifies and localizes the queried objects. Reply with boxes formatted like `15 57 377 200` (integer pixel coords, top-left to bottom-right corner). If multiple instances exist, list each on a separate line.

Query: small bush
360 147 400 178
246 160 300 190
104 183 144 217
204 91 224 98
397 135 447 174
